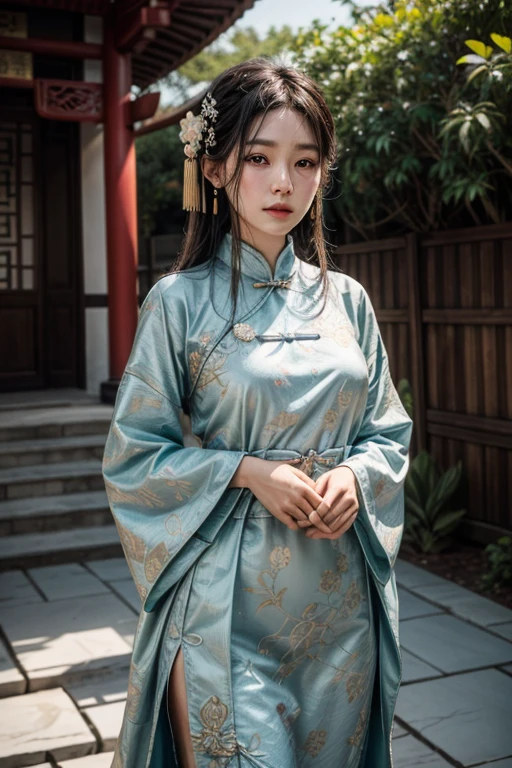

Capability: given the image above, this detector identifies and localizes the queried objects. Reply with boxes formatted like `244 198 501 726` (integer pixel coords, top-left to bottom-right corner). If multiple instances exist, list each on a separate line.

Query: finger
308 508 358 538
328 504 359 532
302 484 325 510
285 503 312 525
307 507 334 534
323 497 358 527
310 487 338 522
314 473 329 497
289 466 317 489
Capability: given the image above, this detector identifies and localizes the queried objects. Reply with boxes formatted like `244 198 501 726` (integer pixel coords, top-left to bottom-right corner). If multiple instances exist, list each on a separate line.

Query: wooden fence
334 223 512 544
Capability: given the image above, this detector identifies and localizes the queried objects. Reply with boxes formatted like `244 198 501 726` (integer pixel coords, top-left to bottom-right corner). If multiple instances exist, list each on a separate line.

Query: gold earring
213 187 218 216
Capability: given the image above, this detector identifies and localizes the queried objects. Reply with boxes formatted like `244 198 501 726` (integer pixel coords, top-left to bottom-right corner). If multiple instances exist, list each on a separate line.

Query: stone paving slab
28 564 110 602
58 753 114 767
0 636 25 697
392 722 408 739
109 579 141 614
0 593 136 691
398 587 444 621
0 687 96 768
472 760 512 767
395 668 512 766
83 701 124 751
408 580 512 628
395 559 448 590
399 613 512 673
66 672 128 708
400 648 443 684
86 560 131 584
489 622 512 642
393 734 451 768
0 570 43 606
392 734 453 767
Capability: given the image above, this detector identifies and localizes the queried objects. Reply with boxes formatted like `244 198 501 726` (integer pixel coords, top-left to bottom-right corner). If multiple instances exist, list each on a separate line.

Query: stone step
0 405 113 443
0 491 112 536
0 434 106 469
0 460 104 501
0 525 122 571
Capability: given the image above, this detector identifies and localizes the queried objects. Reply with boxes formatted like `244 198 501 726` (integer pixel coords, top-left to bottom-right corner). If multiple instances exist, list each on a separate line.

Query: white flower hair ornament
179 93 218 213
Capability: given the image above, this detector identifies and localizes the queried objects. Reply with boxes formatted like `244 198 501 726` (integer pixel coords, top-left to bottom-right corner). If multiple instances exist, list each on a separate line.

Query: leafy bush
481 536 512 591
403 451 466 553
293 0 512 240
397 378 414 420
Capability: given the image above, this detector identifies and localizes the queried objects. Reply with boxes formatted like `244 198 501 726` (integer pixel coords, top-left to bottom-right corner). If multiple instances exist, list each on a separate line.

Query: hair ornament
179 110 204 211
179 93 219 212
200 92 218 154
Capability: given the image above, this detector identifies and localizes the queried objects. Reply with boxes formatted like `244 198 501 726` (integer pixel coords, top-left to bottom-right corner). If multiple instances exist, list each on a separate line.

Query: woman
103 58 413 768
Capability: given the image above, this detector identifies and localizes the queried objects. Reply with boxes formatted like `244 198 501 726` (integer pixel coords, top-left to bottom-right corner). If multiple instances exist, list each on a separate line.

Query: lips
264 204 293 212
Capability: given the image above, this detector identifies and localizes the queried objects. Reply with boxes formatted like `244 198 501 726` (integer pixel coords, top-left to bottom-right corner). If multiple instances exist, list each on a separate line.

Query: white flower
179 110 204 158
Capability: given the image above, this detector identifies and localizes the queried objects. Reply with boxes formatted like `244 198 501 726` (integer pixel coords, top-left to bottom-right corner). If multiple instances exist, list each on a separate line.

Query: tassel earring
213 188 218 216
201 172 206 214
183 157 201 212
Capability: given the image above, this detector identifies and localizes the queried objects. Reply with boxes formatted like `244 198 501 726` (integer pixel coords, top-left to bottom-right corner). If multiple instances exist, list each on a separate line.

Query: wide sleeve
102 279 247 612
339 285 413 585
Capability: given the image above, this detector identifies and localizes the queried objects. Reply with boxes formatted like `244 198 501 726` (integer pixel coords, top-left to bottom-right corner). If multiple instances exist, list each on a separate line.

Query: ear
201 156 223 189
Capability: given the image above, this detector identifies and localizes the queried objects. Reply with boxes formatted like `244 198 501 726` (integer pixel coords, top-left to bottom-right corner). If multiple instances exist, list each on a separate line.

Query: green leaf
427 463 462 519
475 113 491 131
457 54 487 66
432 508 466 534
464 39 493 59
459 120 471 152
490 34 511 53
404 496 429 525
467 64 490 83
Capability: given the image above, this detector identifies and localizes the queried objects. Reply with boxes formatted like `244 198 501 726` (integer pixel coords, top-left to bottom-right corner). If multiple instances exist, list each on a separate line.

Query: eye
297 159 318 168
245 154 267 165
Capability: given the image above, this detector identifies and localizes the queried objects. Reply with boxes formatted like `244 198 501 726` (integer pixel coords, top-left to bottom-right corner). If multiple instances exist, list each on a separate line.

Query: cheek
238 169 264 207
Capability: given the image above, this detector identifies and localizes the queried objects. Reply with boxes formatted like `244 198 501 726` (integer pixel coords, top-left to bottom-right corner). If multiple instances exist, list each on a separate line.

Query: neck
238 221 287 276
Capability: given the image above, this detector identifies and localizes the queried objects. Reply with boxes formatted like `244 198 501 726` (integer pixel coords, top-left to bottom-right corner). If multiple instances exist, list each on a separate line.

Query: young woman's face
224 107 322 244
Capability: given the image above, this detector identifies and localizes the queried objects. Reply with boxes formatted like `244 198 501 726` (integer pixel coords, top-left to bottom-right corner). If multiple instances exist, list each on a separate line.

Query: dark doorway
0 104 84 392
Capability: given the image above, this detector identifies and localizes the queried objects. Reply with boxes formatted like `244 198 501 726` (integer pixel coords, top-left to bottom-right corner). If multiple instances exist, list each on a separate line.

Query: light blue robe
102 232 413 768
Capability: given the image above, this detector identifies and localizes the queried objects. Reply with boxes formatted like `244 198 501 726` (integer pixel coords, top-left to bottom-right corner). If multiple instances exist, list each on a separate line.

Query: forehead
248 107 316 145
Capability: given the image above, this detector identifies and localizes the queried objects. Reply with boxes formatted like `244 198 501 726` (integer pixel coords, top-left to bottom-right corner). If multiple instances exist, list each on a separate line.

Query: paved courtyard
0 557 511 767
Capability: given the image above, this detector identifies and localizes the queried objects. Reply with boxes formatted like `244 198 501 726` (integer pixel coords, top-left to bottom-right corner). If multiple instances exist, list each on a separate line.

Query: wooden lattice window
0 120 35 291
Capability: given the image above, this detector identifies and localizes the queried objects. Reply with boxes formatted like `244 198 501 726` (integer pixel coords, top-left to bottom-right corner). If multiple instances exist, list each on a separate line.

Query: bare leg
167 647 197 768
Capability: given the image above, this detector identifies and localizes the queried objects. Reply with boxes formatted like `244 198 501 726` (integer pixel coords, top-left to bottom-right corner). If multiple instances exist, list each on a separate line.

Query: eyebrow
246 138 320 152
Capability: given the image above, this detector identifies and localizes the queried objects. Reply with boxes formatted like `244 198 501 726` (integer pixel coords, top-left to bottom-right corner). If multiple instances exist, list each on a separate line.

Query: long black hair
170 57 338 318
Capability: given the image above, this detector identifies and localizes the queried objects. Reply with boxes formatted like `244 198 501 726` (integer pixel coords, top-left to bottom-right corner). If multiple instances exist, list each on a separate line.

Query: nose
271 164 293 195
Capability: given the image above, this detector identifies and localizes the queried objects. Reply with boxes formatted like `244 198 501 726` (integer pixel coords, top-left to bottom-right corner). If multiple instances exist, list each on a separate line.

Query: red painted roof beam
0 35 102 59
116 5 171 54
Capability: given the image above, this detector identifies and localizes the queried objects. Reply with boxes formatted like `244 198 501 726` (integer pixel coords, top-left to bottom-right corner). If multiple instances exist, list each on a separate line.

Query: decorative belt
247 446 351 477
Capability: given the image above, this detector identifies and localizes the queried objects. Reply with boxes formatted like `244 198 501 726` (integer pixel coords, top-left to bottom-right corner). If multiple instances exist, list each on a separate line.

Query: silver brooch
233 323 256 342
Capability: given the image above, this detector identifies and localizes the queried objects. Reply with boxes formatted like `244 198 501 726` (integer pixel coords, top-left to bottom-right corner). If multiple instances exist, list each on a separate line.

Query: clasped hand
248 460 359 540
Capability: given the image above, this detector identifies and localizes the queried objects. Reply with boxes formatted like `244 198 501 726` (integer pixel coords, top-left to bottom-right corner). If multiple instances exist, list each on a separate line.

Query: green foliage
136 125 184 237
178 26 296 86
397 378 414 420
293 0 512 239
481 536 512 591
403 451 466 554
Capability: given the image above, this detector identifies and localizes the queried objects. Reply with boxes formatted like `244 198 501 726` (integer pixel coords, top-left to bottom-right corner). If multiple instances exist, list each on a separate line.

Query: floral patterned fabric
103 232 413 768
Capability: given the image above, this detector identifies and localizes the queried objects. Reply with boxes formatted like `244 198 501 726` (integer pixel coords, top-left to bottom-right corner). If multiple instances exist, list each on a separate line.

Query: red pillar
101 9 138 402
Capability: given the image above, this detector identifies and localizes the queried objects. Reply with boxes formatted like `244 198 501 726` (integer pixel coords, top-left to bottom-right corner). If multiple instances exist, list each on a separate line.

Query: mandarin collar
215 232 297 282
